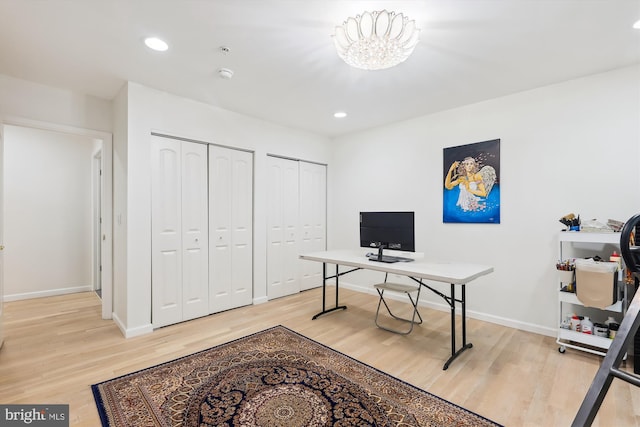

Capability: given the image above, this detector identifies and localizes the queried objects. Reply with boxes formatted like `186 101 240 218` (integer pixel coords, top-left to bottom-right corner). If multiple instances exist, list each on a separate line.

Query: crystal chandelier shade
333 10 420 70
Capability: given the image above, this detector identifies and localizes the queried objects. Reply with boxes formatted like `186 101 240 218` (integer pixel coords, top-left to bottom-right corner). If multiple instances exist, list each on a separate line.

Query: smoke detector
218 68 234 80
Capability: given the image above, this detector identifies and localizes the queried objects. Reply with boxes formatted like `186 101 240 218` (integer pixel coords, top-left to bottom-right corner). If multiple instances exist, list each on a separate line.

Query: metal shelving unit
557 232 626 356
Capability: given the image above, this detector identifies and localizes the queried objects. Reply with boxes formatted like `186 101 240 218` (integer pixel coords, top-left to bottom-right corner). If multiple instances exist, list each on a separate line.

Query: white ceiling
0 1 639 137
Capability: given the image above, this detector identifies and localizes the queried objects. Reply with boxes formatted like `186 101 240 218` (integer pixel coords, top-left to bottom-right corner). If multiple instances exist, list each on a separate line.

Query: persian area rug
92 325 501 426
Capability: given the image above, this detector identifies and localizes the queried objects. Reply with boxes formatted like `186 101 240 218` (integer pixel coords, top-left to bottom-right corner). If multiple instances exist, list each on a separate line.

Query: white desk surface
299 250 493 285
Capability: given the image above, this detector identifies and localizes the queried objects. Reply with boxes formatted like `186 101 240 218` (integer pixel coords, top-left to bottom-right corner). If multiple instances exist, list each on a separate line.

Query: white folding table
299 250 494 370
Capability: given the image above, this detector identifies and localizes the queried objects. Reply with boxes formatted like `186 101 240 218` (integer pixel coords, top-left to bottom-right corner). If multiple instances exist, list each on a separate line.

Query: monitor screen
359 211 415 252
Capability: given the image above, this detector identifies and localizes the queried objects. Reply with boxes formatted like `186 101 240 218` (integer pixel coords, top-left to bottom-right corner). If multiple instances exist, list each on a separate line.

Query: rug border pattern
91 325 501 426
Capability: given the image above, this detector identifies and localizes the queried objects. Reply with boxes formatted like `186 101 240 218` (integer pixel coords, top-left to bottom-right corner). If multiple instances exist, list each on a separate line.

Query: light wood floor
0 288 639 426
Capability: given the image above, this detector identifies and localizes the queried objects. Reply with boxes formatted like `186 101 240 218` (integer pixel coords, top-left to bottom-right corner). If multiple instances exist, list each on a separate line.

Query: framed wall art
443 139 500 224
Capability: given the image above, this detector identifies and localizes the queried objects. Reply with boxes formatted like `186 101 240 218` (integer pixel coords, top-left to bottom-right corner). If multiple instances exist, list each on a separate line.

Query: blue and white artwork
443 139 500 224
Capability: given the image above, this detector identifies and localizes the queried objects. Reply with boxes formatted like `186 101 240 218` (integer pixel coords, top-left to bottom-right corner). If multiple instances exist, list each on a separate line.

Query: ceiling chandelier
333 10 420 70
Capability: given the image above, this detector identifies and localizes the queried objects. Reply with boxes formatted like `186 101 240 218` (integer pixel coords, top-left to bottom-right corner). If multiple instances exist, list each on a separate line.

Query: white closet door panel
282 162 300 292
154 250 181 317
283 164 299 243
232 153 252 246
182 246 208 318
299 163 320 251
266 158 284 245
209 146 254 313
210 244 233 312
267 156 299 299
299 162 326 291
231 247 252 307
311 164 327 246
153 143 181 244
282 237 299 287
209 147 233 312
266 157 285 296
299 165 313 245
151 137 183 327
181 142 209 320
267 241 287 298
231 150 253 307
210 150 232 247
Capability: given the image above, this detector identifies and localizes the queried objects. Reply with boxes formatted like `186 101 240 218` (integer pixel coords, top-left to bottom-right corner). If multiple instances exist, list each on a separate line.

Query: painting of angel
443 139 500 223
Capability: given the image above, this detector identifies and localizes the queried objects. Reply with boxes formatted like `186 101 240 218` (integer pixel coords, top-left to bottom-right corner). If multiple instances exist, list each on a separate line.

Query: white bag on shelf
574 259 618 309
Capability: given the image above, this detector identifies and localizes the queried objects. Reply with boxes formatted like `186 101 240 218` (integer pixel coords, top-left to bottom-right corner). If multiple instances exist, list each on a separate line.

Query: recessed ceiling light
633 19 640 29
334 112 347 118
144 37 169 51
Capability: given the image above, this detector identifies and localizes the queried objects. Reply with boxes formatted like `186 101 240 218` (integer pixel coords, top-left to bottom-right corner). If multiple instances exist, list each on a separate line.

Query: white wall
2 65 638 339
0 74 112 132
112 82 332 336
112 84 129 329
0 74 113 313
4 125 95 299
329 65 640 336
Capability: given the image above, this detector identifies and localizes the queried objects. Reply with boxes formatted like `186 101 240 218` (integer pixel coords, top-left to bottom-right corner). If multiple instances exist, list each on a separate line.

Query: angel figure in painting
444 156 496 212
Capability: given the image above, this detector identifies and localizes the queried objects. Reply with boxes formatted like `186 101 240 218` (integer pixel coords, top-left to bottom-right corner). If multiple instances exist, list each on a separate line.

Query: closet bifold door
299 161 326 291
180 141 209 321
267 156 300 299
208 146 253 313
151 136 209 328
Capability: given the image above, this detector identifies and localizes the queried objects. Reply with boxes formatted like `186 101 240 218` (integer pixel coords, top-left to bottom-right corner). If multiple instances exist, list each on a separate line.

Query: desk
299 250 494 370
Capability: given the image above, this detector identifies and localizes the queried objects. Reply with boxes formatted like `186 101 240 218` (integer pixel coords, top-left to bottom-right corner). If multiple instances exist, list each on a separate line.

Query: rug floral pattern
93 326 500 426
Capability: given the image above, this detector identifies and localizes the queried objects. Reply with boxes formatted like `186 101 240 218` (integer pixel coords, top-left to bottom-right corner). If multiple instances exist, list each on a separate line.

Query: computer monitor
359 211 415 262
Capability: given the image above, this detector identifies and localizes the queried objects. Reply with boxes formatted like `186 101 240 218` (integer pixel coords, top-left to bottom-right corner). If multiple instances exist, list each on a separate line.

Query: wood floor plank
0 288 638 426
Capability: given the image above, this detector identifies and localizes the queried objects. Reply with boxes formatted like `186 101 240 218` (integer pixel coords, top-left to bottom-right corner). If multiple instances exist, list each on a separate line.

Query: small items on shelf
556 259 575 271
559 313 619 340
557 259 575 292
607 219 624 232
559 213 580 231
558 213 625 233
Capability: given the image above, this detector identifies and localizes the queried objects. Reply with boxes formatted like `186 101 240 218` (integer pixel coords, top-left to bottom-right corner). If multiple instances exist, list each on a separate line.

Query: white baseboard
340 282 557 338
469 309 556 338
4 285 94 302
253 296 269 305
112 312 154 338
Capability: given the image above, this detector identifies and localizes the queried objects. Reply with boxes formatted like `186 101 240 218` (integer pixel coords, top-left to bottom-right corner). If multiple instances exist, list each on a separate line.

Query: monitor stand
368 245 414 263
369 246 398 263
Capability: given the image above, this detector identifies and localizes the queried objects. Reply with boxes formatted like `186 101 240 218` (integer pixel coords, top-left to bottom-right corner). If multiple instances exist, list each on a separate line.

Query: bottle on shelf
570 314 581 331
593 322 609 337
581 316 593 335
609 322 620 339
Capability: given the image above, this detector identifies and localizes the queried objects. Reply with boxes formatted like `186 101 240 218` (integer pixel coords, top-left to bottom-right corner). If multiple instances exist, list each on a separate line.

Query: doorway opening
1 120 113 319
